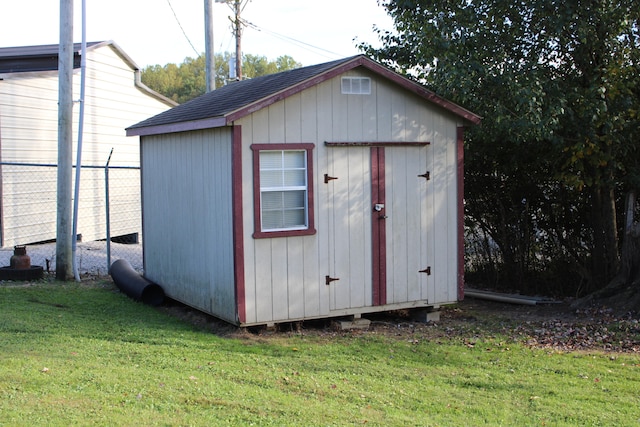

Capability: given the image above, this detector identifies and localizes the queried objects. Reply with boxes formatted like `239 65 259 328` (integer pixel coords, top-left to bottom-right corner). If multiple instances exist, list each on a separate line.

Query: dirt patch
159 296 640 353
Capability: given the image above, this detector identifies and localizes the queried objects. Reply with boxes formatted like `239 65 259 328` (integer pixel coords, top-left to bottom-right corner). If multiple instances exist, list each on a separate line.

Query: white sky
1 0 395 68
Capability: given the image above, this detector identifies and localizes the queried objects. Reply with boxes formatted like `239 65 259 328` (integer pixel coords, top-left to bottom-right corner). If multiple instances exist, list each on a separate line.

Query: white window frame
251 144 316 238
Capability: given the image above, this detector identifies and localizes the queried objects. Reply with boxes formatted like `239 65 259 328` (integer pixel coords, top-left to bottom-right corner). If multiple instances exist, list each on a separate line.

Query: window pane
262 191 283 210
283 151 305 168
260 151 282 169
361 78 371 94
262 210 283 229
261 170 283 188
261 190 307 230
352 78 361 93
341 78 351 94
283 208 305 227
283 190 305 209
283 170 305 186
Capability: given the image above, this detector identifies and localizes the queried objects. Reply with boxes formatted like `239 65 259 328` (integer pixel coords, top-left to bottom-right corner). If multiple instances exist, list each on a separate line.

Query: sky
1 0 395 68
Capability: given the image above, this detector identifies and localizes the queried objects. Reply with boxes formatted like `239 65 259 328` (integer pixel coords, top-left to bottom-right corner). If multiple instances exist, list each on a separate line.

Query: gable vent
341 77 371 95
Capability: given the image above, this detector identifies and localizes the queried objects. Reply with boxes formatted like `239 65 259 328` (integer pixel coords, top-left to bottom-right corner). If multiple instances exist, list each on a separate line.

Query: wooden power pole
232 0 243 80
56 0 74 280
218 0 248 81
205 0 215 92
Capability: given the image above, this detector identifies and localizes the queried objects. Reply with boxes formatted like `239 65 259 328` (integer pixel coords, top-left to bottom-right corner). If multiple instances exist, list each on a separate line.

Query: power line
166 0 201 57
241 18 347 60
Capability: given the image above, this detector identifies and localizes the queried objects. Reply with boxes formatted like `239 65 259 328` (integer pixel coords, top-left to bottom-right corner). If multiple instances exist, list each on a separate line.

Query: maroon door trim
371 147 387 306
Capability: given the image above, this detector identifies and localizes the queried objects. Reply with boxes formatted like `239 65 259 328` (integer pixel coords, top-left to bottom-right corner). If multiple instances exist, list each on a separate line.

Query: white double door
325 145 430 312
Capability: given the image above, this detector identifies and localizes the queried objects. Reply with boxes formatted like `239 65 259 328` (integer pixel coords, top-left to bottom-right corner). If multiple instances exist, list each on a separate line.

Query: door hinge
419 266 432 275
325 275 340 285
324 174 338 184
418 171 431 180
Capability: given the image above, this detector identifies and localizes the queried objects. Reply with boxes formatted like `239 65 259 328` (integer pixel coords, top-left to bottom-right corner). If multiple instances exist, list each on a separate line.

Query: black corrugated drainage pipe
110 259 164 306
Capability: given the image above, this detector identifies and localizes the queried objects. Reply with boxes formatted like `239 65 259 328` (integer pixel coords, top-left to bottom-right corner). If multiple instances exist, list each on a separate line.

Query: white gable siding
0 44 172 247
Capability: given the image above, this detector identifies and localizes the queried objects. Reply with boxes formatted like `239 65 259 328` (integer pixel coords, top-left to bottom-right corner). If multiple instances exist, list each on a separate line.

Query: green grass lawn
0 281 639 426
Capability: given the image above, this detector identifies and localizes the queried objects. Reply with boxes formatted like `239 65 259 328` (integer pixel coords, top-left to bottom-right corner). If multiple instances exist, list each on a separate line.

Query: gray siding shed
128 55 481 326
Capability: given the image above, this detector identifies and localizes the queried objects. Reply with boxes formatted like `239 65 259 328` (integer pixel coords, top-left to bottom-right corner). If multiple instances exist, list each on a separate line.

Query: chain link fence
0 162 142 277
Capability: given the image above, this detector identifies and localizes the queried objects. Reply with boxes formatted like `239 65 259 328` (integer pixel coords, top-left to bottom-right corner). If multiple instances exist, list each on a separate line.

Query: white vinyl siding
0 44 173 247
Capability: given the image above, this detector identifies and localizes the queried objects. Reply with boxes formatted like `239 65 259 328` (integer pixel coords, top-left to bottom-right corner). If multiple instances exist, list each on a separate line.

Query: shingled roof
127 55 481 137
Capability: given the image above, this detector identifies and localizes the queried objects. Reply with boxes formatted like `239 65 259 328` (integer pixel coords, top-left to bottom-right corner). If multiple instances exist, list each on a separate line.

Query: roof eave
126 116 227 137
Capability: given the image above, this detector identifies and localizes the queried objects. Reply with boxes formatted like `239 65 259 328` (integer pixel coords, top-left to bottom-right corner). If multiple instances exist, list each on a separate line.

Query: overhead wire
240 18 348 60
165 0 201 58
165 1 349 63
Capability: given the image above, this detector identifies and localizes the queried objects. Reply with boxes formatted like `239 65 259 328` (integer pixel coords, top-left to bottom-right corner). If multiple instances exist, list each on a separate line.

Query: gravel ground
0 241 142 276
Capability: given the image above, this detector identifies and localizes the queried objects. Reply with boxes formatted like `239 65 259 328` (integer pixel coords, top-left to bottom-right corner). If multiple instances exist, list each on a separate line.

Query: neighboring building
127 55 481 327
0 41 176 247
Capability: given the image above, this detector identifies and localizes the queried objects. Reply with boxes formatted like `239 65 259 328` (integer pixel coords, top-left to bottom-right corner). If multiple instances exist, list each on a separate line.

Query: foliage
362 0 640 295
1 282 639 426
141 53 301 104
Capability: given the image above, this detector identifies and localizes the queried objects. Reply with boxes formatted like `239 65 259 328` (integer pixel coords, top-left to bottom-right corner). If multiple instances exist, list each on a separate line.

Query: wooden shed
127 55 481 326
0 41 176 247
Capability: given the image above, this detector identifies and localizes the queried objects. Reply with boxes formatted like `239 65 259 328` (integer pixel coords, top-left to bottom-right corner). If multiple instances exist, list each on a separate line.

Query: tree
362 0 640 297
141 53 301 104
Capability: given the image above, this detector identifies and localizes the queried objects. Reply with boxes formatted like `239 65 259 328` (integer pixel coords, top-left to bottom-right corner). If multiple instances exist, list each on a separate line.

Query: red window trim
250 143 316 239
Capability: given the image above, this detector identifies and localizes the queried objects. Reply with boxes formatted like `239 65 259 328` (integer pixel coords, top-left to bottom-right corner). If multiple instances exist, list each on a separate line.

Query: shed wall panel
141 129 236 322
300 89 323 318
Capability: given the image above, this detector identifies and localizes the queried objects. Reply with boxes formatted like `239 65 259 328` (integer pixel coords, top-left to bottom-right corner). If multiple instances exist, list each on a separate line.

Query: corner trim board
232 125 246 323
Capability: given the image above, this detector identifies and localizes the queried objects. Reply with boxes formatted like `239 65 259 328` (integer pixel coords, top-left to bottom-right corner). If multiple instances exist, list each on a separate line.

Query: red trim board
232 125 246 323
457 126 465 301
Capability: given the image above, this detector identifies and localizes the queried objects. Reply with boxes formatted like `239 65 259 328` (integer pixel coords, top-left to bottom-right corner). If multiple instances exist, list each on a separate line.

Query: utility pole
57 0 74 280
232 0 243 80
218 0 248 80
204 0 215 92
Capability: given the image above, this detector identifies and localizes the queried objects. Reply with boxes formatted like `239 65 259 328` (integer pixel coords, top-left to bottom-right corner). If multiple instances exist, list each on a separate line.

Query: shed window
341 77 371 95
251 144 316 238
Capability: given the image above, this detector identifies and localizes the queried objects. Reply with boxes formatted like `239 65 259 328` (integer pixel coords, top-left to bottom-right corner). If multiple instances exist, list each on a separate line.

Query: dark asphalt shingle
127 56 359 131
